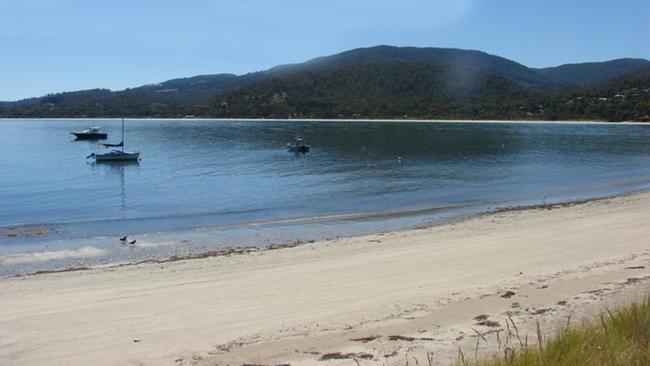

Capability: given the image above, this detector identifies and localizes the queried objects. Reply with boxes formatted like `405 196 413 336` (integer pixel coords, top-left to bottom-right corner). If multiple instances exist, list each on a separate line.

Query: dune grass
466 297 650 366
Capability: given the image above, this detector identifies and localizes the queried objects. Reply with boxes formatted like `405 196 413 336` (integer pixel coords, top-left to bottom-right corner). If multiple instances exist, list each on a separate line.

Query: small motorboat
87 118 140 162
287 137 310 153
71 127 107 140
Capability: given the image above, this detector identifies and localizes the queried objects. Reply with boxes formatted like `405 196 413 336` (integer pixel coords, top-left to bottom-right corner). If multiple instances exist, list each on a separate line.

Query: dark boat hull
72 132 108 140
287 144 310 153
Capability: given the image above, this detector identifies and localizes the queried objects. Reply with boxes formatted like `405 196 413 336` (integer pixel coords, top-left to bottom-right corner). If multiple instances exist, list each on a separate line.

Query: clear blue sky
1 0 648 101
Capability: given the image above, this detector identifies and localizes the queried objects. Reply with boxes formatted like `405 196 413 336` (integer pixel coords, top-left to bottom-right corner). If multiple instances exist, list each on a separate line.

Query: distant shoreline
2 117 649 125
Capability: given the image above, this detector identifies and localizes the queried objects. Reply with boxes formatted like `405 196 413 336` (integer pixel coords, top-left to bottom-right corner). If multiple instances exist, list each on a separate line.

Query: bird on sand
129 239 137 245
119 236 128 242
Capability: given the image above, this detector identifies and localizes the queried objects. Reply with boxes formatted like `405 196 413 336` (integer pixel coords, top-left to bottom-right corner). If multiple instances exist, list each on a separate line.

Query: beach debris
473 314 500 327
623 275 650 285
476 319 501 327
383 351 398 358
625 266 645 270
586 288 607 295
242 364 290 366
215 340 245 353
129 240 137 245
501 290 516 298
133 339 141 343
14 266 92 278
1 226 55 238
531 308 552 315
558 300 568 305
319 352 373 361
387 335 435 341
350 335 381 343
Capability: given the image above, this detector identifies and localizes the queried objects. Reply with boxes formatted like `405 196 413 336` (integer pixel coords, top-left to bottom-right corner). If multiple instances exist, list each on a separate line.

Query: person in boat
288 137 310 153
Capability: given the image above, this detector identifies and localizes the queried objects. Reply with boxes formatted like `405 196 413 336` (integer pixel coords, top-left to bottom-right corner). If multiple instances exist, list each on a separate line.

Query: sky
0 0 649 101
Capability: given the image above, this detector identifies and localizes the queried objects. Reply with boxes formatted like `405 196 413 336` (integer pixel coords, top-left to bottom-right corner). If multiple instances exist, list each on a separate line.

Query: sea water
2 119 650 275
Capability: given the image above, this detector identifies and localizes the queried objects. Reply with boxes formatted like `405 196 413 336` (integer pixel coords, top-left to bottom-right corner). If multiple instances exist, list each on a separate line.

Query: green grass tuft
467 297 650 366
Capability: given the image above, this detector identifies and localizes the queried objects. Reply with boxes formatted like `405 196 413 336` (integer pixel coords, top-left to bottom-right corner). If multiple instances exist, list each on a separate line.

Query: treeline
1 62 649 121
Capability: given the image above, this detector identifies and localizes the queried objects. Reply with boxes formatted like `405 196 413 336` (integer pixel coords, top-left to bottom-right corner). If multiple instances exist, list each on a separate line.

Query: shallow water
2 119 650 275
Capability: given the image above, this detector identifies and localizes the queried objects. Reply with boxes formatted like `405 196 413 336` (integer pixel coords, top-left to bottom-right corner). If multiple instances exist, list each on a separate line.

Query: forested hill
1 46 649 121
536 58 650 86
268 45 558 89
205 62 650 121
205 62 535 120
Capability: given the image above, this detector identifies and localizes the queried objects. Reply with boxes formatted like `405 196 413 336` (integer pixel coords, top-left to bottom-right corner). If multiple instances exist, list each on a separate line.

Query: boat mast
121 118 125 152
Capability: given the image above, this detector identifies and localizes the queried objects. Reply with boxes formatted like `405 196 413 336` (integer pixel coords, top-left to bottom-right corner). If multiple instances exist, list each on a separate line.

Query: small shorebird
129 239 137 245
119 236 128 242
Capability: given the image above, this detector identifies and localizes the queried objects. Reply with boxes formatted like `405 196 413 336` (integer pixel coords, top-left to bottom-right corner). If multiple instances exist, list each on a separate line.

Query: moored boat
89 150 140 162
87 118 140 162
287 137 310 153
71 127 107 140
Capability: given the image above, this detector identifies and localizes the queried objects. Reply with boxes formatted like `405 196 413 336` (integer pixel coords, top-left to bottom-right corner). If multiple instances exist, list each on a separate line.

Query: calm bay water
2 119 650 275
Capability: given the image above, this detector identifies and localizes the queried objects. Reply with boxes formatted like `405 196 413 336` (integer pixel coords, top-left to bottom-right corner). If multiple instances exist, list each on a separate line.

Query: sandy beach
1 192 650 366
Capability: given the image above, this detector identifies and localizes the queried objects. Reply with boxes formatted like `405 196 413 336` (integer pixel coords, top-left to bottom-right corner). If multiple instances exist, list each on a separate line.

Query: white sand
1 193 650 365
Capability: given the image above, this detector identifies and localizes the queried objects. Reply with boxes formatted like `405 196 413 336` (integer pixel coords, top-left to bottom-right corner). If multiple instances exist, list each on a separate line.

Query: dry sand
1 193 650 366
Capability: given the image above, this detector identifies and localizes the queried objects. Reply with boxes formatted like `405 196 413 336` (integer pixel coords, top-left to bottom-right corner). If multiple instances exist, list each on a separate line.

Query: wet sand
1 192 649 365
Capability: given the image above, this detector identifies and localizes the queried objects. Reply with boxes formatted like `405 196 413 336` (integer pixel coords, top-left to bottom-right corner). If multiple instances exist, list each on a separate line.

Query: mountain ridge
270 45 558 89
1 46 649 121
4 45 648 104
536 58 650 86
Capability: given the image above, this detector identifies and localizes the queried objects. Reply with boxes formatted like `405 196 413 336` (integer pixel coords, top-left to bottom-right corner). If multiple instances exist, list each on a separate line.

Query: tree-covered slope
270 45 558 89
205 62 536 119
204 63 650 121
0 73 261 117
0 46 648 120
542 66 650 121
537 58 650 86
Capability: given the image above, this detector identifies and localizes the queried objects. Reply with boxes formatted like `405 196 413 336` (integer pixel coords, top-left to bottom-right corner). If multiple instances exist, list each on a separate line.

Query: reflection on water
1 119 650 274
91 160 140 212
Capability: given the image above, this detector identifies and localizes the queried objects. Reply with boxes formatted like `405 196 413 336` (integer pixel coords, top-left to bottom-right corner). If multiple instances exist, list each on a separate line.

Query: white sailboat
87 118 140 162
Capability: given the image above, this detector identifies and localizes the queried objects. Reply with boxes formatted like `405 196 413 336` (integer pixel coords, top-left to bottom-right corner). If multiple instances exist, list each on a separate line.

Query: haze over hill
1 46 649 121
